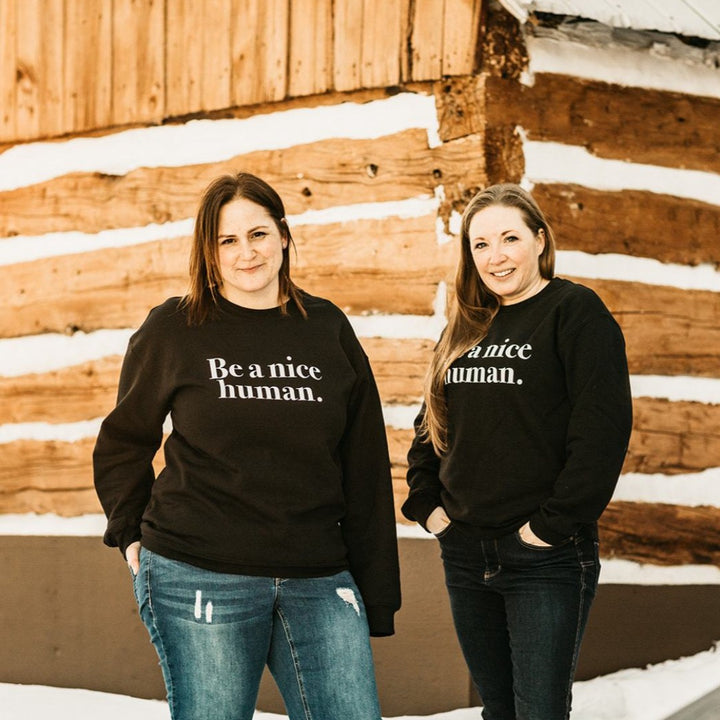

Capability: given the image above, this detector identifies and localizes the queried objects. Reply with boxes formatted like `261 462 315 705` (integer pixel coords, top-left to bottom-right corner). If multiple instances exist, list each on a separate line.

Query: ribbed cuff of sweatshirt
400 490 441 532
366 606 396 637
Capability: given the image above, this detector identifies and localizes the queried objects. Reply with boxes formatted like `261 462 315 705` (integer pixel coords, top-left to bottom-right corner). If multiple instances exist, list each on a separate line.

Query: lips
492 268 515 278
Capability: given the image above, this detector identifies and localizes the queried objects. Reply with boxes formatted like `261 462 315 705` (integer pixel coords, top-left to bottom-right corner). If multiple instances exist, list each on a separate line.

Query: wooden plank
486 73 720 175
442 0 483 76
0 0 17 142
332 0 363 91
0 130 486 236
360 0 403 88
599 502 720 566
0 356 123 425
533 184 720 269
577 278 720 378
200 0 232 111
231 0 288 106
0 213 455 337
288 0 332 97
165 0 205 116
111 0 165 126
408 0 445 81
627 398 720 475
15 0 42 139
63 0 112 133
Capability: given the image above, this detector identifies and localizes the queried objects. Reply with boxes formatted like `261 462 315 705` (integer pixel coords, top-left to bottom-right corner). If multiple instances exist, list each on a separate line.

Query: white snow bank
2 643 719 719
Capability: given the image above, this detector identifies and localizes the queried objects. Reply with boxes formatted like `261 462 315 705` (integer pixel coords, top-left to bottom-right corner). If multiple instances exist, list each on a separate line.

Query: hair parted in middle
420 183 556 454
181 172 307 325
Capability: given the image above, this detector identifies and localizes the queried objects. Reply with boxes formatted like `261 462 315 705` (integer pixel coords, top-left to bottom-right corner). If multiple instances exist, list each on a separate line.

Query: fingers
427 506 451 535
125 541 141 576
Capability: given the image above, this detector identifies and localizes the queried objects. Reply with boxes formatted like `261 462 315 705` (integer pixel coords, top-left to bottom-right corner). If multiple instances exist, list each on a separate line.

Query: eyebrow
218 224 271 238
471 228 518 240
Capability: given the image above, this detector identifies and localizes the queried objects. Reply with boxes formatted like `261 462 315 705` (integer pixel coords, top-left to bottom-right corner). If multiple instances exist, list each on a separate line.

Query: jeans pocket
514 530 572 551
434 522 454 539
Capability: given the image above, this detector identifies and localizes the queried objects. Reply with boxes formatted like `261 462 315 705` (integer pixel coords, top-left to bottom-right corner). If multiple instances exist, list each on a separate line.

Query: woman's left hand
519 522 552 547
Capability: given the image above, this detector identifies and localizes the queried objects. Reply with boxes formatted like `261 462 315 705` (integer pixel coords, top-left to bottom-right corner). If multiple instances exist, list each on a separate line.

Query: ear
536 228 546 255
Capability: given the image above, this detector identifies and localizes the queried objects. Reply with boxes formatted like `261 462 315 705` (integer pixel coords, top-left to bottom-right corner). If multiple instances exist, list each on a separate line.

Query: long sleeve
338 325 401 636
530 313 633 544
93 326 173 555
401 404 444 530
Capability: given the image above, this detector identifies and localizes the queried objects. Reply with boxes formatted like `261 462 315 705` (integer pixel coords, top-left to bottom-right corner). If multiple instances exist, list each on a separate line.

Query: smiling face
467 204 548 305
217 197 288 309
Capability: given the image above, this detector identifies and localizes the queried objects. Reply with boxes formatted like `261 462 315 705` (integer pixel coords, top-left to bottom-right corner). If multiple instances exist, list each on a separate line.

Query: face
216 197 287 309
467 204 547 305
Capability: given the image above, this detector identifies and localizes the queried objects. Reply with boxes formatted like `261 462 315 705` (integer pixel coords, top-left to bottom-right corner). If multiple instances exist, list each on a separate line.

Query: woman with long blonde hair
403 184 632 720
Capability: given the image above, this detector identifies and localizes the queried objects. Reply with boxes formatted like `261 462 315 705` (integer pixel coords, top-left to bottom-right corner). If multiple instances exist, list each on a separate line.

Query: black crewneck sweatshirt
402 278 633 545
94 292 400 635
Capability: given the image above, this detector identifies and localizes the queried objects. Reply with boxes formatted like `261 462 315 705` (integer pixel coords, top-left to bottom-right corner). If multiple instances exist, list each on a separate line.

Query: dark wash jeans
437 523 599 720
132 548 382 720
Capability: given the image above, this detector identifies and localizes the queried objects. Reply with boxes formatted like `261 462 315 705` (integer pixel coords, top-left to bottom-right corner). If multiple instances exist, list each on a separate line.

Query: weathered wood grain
580 278 720 378
288 0 332 97
361 0 403 88
0 356 123 425
63 0 112 133
486 73 720 176
408 0 445 80
442 0 483 77
599 502 720 566
0 130 486 237
533 184 720 269
0 0 16 140
111 0 164 126
0 216 458 337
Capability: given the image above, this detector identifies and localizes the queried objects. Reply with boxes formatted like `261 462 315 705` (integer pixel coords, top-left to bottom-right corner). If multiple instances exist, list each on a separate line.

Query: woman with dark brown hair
403 183 632 720
94 172 400 720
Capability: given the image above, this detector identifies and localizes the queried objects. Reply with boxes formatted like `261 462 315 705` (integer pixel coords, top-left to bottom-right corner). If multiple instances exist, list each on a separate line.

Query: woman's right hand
426 506 452 535
126 541 141 576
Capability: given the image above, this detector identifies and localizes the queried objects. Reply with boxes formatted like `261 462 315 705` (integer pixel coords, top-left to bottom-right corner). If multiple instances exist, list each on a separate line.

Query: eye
219 236 235 245
250 230 268 240
504 234 519 243
473 240 487 250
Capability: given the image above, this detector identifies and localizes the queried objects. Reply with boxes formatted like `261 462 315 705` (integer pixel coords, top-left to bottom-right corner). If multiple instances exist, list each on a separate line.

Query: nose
237 239 255 260
488 243 507 265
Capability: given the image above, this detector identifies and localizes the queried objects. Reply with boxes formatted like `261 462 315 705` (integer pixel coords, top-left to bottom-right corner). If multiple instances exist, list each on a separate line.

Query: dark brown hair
181 172 306 324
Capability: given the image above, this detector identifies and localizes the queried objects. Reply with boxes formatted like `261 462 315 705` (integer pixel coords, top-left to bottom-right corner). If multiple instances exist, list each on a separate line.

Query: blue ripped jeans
438 524 599 720
132 548 381 720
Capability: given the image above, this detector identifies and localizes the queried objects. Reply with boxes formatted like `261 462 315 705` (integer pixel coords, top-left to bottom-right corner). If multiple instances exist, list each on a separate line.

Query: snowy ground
3 644 719 720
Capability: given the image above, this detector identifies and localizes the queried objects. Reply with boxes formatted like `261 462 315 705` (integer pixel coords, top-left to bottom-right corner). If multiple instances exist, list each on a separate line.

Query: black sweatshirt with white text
402 278 632 545
93 292 400 636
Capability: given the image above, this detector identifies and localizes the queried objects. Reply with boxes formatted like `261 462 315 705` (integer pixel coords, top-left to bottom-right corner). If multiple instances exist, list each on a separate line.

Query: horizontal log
0 356 122 424
0 130 486 237
0 215 456 337
485 73 720 176
599 502 720 566
534 184 720 269
578 278 720 378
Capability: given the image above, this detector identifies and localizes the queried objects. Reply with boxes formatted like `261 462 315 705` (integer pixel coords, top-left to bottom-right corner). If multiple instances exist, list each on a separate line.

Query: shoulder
129 297 186 345
549 278 614 318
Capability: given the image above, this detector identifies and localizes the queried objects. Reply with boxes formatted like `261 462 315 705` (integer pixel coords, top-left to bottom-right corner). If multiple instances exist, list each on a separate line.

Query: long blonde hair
181 172 306 325
420 184 556 454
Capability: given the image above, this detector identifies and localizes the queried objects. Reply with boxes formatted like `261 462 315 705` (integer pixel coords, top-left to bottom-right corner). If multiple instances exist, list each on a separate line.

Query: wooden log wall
2 1 720 577
0 0 484 145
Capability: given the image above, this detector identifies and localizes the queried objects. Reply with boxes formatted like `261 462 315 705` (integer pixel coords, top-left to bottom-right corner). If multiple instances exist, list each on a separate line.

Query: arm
338 327 401 637
93 334 172 556
401 404 445 531
529 313 633 544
